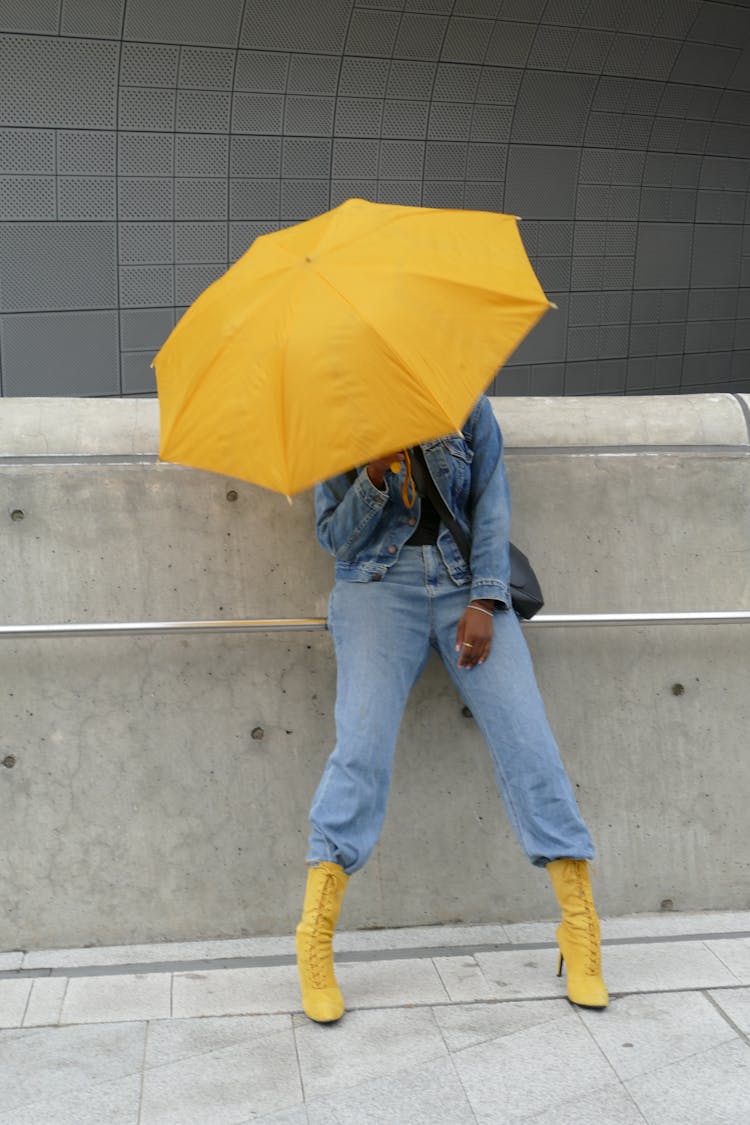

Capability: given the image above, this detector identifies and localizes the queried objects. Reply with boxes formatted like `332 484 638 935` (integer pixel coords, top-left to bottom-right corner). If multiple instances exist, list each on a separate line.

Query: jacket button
372 574 382 582
388 545 397 553
408 518 416 526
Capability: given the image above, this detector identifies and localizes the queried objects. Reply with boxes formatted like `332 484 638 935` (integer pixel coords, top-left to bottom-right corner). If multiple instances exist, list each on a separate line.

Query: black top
404 446 441 545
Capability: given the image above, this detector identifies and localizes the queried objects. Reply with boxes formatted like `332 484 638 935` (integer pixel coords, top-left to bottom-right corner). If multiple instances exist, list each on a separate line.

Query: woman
296 394 608 1022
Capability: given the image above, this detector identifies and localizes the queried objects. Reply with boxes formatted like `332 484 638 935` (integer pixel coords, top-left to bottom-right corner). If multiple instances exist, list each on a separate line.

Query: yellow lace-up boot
296 862 349 1023
547 858 609 1009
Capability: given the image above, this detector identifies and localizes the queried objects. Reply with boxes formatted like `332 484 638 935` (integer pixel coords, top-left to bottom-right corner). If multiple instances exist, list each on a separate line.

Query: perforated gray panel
0 222 116 311
0 1 749 396
1 311 119 395
0 34 118 128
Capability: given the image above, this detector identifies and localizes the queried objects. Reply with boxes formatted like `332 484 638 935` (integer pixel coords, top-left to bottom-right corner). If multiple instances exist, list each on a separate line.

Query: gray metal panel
0 222 116 311
231 94 286 135
175 263 225 305
118 134 174 178
58 178 117 221
0 128 55 174
387 60 436 100
60 0 125 39
433 62 481 102
119 265 174 307
568 29 613 73
330 179 377 206
0 34 118 129
421 181 463 208
120 307 174 351
528 26 577 70
332 139 378 178
485 21 536 67
382 100 430 139
280 179 329 219
425 141 466 180
175 222 228 263
335 98 383 137
119 89 176 132
441 16 492 63
118 179 173 221
229 179 280 220
340 58 390 99
234 51 288 93
634 224 693 289
346 9 400 56
511 72 596 145
0 176 55 220
179 47 235 90
176 91 232 133
288 54 340 96
378 140 425 179
230 136 282 177
463 180 504 210
377 181 422 205
119 43 179 88
284 138 332 178
175 135 229 178
58 131 116 176
119 222 173 265
0 0 59 34
466 142 506 180
691 225 742 289
174 179 227 221
505 145 579 218
470 103 513 141
121 351 156 394
284 97 336 136
672 42 741 87
124 0 245 47
240 0 352 53
394 13 449 59
427 102 473 140
1 311 118 395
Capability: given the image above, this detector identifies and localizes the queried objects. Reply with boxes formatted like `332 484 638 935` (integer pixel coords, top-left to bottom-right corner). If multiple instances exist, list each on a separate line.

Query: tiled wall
0 0 749 397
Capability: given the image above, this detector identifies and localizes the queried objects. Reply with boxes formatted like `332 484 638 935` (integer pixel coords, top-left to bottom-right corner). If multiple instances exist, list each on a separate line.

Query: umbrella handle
400 448 417 509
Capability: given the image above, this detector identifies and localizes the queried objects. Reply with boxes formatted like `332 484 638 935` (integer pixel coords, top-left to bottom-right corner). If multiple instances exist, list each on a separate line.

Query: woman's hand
366 451 405 490
456 600 494 668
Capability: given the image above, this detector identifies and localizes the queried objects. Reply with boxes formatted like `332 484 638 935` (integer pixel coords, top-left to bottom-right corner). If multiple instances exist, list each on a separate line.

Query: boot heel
557 951 564 978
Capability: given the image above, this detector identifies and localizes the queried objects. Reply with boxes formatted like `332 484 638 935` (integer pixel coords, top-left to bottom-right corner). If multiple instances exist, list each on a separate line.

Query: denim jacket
315 395 512 608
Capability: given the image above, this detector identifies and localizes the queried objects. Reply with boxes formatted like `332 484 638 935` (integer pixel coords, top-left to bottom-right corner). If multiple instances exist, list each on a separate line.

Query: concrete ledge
1 393 748 459
0 394 748 951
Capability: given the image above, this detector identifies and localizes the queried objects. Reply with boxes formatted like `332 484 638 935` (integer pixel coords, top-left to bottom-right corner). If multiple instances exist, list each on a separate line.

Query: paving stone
705 937 750 983
23 977 68 1027
708 986 750 1034
172 965 299 1018
0 979 31 1028
0 1021 146 1114
433 997 569 1052
625 1038 750 1125
145 1013 292 1068
140 1019 302 1125
432 955 501 1002
594 940 741 994
335 922 509 952
578 990 737 1081
0 1072 142 1125
336 957 449 1009
23 935 294 970
306 1054 475 1124
520 1081 648 1124
452 1013 619 1123
0 952 24 971
472 948 569 1000
295 1007 448 1101
61 972 171 1024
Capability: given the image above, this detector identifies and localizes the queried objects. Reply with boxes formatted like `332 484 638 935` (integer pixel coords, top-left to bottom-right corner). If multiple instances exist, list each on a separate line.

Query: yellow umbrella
154 198 552 496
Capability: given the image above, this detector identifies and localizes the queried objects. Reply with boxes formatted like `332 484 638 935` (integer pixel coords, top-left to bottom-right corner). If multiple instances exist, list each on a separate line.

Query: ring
462 642 473 648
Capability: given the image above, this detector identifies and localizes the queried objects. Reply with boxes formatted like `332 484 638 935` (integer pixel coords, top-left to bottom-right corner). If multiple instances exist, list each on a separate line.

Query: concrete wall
1 394 749 952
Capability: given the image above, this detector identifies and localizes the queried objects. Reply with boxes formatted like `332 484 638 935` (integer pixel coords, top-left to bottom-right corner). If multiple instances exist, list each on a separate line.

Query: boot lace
306 868 337 989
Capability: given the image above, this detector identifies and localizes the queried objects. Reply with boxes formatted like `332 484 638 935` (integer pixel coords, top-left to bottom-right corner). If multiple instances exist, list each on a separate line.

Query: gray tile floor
1 911 750 1123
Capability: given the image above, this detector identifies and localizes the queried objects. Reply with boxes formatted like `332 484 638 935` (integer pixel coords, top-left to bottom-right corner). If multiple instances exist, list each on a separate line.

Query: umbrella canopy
154 198 552 496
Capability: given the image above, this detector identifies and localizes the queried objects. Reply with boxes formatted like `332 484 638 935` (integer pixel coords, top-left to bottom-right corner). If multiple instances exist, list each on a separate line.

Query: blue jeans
307 546 594 875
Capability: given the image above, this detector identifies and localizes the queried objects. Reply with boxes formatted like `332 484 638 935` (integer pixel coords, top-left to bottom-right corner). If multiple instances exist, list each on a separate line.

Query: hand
456 600 494 669
367 451 405 490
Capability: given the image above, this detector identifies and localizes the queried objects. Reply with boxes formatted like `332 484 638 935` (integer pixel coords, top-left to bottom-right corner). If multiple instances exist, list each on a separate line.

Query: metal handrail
0 611 748 639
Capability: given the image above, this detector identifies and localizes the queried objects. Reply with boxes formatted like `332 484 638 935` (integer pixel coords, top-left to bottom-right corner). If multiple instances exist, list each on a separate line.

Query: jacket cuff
470 580 511 610
354 467 389 510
